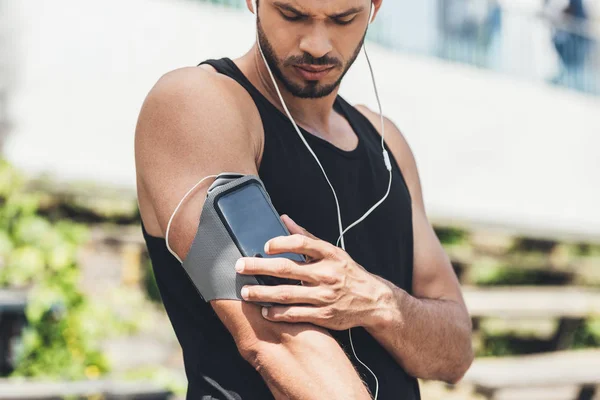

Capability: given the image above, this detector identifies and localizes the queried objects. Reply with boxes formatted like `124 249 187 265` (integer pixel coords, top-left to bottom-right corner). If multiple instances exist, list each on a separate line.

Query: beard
256 18 366 99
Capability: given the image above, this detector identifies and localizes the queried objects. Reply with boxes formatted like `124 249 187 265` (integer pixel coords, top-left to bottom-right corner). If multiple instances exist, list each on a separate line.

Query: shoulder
135 65 263 166
141 65 260 132
353 103 411 158
353 104 422 203
134 66 264 238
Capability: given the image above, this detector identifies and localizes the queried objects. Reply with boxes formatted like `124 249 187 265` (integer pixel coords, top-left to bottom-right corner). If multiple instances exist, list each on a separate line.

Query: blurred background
0 0 599 399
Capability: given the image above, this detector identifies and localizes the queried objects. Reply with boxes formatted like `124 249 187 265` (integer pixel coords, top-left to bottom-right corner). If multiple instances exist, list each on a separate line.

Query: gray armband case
181 173 304 307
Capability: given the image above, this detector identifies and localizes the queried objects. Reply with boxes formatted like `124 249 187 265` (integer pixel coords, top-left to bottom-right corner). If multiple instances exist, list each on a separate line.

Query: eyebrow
272 1 365 18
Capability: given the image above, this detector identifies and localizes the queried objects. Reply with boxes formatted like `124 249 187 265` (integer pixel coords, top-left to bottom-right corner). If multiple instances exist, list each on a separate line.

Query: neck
235 45 340 136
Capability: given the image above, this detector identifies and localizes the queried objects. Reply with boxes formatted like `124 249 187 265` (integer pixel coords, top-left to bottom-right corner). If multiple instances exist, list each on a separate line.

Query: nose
298 23 333 60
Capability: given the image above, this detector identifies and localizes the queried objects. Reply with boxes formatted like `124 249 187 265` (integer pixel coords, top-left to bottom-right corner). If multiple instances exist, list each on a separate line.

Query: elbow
445 338 474 385
450 309 474 384
438 316 474 385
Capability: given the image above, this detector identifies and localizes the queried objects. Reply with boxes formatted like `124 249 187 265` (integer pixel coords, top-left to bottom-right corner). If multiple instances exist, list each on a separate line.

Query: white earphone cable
163 3 389 398
335 37 392 249
252 2 386 399
165 174 219 264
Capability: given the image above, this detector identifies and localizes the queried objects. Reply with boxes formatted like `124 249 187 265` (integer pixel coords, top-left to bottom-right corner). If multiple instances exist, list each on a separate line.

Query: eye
280 12 306 22
332 16 356 26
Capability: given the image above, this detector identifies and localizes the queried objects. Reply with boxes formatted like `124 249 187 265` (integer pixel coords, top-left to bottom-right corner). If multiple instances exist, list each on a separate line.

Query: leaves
2 246 46 286
0 159 111 380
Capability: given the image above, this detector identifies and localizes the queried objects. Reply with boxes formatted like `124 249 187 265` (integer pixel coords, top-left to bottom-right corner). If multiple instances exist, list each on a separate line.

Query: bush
0 159 109 379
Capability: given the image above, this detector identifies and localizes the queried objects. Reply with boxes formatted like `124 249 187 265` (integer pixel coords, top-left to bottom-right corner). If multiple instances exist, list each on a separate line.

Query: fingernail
241 287 249 299
235 259 244 272
264 241 270 253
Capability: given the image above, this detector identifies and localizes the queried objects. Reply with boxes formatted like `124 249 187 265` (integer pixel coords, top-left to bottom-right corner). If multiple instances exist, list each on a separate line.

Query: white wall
4 0 600 239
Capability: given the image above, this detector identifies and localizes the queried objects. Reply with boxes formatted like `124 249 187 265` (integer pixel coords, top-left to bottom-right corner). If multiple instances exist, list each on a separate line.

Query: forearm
366 277 473 383
243 325 373 400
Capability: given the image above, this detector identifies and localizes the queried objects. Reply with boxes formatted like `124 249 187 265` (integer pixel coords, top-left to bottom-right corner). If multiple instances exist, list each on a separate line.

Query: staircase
2 176 599 400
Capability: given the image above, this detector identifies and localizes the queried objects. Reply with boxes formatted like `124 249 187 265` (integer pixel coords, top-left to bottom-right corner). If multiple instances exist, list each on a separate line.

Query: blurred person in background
438 0 503 68
545 0 592 89
135 0 473 399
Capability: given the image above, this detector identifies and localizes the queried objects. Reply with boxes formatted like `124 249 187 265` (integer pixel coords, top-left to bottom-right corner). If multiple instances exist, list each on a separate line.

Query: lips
296 65 335 72
293 65 335 80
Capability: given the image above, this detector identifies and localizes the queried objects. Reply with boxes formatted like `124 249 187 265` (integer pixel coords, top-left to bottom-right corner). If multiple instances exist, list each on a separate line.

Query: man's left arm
356 106 474 383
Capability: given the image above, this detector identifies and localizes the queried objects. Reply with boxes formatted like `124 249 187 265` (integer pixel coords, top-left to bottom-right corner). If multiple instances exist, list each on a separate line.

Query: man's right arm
134 67 372 400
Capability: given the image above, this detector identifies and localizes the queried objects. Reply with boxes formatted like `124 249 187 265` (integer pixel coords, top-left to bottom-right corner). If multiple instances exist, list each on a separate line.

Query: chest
257 122 414 292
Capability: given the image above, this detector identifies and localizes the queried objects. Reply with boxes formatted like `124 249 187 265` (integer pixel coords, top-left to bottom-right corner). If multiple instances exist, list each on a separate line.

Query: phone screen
216 182 304 285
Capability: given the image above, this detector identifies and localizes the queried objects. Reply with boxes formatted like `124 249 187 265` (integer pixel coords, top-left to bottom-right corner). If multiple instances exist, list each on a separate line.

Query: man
134 0 473 398
547 0 591 90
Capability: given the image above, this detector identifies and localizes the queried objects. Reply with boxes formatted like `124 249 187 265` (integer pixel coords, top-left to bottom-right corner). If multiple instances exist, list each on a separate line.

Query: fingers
261 305 332 327
236 256 319 284
241 284 325 305
266 233 338 260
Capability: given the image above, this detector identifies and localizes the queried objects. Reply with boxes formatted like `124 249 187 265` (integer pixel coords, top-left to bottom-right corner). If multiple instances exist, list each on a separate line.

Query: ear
369 0 383 24
246 0 257 14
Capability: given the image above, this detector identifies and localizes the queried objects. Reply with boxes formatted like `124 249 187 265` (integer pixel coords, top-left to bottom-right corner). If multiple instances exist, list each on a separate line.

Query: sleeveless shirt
140 57 420 400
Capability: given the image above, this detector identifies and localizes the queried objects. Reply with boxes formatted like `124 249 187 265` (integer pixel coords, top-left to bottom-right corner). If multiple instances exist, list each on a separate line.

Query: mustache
283 55 342 68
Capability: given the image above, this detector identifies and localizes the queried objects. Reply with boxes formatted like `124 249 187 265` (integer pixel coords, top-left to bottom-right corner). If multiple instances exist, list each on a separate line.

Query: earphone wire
335 34 392 249
165 174 219 264
253 8 347 250
164 4 389 397
252 2 386 398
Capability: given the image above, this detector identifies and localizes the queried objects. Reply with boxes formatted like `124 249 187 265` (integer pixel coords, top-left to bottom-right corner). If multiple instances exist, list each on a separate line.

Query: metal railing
193 0 600 96
201 0 245 9
367 0 599 96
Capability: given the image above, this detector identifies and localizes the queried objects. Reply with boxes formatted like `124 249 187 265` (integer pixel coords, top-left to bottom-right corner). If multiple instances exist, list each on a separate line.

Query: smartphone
214 179 304 287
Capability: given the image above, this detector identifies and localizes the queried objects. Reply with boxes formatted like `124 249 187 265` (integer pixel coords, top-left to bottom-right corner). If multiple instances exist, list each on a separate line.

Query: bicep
135 68 259 262
135 68 271 346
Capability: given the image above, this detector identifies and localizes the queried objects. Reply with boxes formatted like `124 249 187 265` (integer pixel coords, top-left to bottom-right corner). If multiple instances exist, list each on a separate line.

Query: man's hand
234 214 390 331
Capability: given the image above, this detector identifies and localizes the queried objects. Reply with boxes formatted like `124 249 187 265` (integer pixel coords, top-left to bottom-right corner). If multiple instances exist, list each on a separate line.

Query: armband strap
181 174 272 306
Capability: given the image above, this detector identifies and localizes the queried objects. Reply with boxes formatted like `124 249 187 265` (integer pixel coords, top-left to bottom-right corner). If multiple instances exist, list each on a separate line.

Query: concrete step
462 349 600 399
0 378 172 399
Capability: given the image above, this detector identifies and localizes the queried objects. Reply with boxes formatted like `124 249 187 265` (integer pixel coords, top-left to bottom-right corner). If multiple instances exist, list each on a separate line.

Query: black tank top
140 57 420 400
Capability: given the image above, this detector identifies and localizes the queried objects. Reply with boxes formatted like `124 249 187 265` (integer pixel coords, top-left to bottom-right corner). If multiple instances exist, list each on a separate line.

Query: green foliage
469 256 569 286
476 335 552 357
434 226 468 246
0 159 108 380
478 318 600 356
571 318 600 349
476 336 514 357
471 264 547 286
571 243 600 257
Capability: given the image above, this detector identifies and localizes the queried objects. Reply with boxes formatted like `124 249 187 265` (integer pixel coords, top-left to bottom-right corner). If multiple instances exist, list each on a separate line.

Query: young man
135 1 473 398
